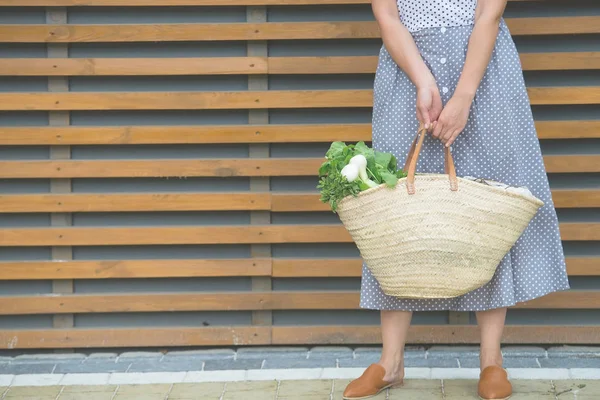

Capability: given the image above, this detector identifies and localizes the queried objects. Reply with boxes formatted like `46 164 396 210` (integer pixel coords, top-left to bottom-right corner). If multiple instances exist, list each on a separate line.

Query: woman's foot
342 364 404 400
478 366 512 400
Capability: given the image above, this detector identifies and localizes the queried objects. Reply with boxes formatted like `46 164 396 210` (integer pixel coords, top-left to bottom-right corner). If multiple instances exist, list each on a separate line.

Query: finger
432 117 444 138
418 105 431 130
441 124 454 143
430 91 443 122
445 129 460 147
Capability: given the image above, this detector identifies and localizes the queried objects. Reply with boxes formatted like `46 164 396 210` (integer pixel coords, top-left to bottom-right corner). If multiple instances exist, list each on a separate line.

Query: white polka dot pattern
397 0 477 32
360 21 571 312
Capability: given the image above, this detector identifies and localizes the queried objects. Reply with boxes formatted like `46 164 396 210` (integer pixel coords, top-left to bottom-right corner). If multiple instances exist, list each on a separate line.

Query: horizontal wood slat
0 259 272 280
2 324 597 349
0 155 597 179
0 0 539 5
272 326 600 345
1 189 598 213
0 18 597 43
0 327 271 349
1 291 596 315
0 88 598 111
0 223 596 247
0 256 596 280
0 121 598 146
2 53 598 77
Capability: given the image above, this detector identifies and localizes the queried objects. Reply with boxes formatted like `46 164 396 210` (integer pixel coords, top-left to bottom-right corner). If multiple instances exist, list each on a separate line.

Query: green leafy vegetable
317 141 408 212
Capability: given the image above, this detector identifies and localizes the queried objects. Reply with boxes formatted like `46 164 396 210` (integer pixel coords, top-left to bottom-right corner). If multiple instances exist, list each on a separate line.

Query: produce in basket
317 141 407 212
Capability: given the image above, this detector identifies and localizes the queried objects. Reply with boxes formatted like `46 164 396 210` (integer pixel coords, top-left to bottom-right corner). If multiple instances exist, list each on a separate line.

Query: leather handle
404 126 458 194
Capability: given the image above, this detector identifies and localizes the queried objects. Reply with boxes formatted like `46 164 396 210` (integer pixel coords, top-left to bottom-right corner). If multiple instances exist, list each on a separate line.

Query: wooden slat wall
0 0 599 349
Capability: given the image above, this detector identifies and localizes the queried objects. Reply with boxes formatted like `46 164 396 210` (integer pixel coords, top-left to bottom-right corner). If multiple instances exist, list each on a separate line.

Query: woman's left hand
431 93 473 147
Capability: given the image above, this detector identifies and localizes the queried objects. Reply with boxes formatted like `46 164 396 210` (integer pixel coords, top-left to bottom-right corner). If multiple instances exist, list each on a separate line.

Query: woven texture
337 174 544 299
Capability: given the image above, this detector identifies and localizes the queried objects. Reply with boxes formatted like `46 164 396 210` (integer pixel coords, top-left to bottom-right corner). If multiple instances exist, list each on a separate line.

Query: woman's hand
416 83 443 130
431 93 473 147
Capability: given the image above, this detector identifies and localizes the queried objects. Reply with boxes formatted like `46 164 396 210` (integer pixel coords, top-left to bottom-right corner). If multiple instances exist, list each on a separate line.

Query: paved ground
2 346 599 375
0 379 598 399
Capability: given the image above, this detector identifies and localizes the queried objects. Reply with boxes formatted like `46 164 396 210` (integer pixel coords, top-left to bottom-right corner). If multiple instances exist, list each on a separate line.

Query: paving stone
539 357 600 368
511 380 554 394
170 382 224 399
59 393 115 400
126 359 203 373
223 381 277 400
554 380 600 398
203 358 263 371
5 397 57 400
0 363 55 375
547 346 600 357
163 349 235 361
61 385 117 393
113 395 166 400
309 346 353 360
458 356 539 369
388 388 443 399
53 360 129 374
14 354 86 362
332 379 352 398
501 346 546 357
263 357 335 369
5 385 63 397
338 356 379 368
116 384 172 395
88 353 118 360
236 347 307 360
278 379 332 398
402 380 443 390
442 379 479 397
427 346 479 358
409 357 459 368
117 352 163 363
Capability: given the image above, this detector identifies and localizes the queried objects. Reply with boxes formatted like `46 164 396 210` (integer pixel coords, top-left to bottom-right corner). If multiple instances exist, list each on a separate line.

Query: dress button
440 57 447 64
441 26 447 33
442 87 449 94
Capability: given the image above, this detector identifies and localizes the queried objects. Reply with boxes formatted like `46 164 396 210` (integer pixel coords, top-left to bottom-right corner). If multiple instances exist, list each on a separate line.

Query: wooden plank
0 225 353 246
0 193 271 213
551 190 600 208
0 325 593 349
0 91 374 111
0 159 322 179
0 120 598 146
0 291 360 315
0 259 272 280
0 57 267 76
520 52 600 71
2 290 595 315
0 155 597 179
544 155 600 173
0 256 595 280
0 327 270 349
0 223 596 247
0 87 597 111
2 53 597 77
0 18 597 43
0 124 371 145
272 325 600 345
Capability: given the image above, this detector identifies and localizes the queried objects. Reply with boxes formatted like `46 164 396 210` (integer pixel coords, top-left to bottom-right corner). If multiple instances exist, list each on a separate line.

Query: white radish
341 164 359 182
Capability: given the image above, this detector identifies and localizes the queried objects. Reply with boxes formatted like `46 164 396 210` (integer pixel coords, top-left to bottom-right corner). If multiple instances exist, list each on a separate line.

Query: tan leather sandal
342 364 403 400
478 366 512 400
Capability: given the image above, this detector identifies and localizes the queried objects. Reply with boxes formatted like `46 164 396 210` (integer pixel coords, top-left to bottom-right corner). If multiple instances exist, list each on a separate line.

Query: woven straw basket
336 129 544 299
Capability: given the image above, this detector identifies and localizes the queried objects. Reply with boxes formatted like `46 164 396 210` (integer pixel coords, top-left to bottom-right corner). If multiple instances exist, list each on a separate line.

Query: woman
343 1 570 399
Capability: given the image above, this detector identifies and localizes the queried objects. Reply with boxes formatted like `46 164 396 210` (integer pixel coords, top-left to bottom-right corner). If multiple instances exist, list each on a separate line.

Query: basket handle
403 127 458 195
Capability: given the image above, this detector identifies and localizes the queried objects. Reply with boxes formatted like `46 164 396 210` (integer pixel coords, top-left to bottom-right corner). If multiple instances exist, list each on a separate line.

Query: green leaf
375 151 392 170
380 170 399 187
396 169 408 178
325 141 346 161
318 160 331 177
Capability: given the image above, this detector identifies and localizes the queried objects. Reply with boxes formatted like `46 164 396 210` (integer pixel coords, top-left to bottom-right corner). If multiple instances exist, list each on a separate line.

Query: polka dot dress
360 9 571 312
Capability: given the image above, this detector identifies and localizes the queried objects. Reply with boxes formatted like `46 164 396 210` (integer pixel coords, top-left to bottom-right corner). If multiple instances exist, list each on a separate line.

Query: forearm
454 0 508 101
372 0 435 89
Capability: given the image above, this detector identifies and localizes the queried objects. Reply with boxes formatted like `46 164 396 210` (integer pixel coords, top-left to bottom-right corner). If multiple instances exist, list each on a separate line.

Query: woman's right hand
416 83 443 130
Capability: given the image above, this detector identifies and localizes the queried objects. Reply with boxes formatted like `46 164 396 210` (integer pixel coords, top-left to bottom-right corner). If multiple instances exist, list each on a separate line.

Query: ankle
377 357 404 382
480 348 503 370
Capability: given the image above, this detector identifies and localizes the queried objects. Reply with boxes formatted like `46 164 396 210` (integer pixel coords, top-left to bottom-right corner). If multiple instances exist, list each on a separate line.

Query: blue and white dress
360 0 570 311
